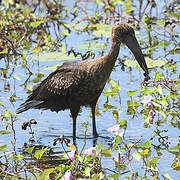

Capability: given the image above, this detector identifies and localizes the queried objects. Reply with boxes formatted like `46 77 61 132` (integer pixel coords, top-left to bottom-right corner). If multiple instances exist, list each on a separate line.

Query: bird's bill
126 35 149 77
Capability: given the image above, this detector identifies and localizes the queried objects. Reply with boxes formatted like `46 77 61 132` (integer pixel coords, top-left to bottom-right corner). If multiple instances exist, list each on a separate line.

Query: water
0 0 179 179
1 62 178 178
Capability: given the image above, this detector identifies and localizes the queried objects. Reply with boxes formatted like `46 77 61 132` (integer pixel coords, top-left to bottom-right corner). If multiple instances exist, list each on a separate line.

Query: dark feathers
17 61 100 113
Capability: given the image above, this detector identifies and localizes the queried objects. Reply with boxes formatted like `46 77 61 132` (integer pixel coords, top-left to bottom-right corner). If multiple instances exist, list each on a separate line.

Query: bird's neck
103 40 120 70
107 40 120 59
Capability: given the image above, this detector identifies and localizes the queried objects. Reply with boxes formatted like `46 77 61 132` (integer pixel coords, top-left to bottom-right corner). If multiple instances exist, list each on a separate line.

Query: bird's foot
144 73 150 82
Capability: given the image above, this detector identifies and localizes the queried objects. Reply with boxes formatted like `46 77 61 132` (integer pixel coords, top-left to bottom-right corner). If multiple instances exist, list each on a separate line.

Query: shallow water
1 62 179 178
0 0 179 179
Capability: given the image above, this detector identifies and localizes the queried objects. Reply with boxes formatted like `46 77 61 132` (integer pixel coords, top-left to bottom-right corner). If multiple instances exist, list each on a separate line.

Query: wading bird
17 22 149 141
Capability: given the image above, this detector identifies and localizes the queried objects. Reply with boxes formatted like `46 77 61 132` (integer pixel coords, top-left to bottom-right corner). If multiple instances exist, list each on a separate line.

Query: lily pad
92 24 112 37
33 51 75 62
0 130 12 135
44 64 60 71
124 58 168 68
168 144 180 154
77 41 107 50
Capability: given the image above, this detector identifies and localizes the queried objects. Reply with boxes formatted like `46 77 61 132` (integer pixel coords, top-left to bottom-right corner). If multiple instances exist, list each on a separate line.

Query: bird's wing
60 60 81 68
31 67 83 100
16 66 85 113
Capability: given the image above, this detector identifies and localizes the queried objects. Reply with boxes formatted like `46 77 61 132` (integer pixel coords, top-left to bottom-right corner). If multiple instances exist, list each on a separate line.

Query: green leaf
127 90 137 97
92 23 112 37
127 100 139 115
124 60 137 68
169 47 180 54
61 28 70 36
159 19 165 26
38 168 55 180
158 41 169 47
97 142 104 151
141 149 150 157
119 119 127 129
68 144 76 151
0 130 12 135
73 22 88 32
4 109 10 120
111 85 119 96
156 85 163 95
84 167 91 177
77 41 107 50
162 173 172 180
34 147 48 160
109 79 118 87
147 59 168 68
113 135 122 150
124 59 168 69
23 7 30 16
127 100 139 108
156 109 167 118
160 96 168 107
95 0 103 5
9 94 17 102
2 0 13 8
101 148 111 157
104 81 119 97
30 20 44 28
44 65 60 71
108 173 120 179
24 146 35 155
132 152 141 161
152 157 159 165
125 0 132 14
13 154 24 161
76 155 84 163
0 100 3 106
152 101 161 108
167 12 180 19
103 104 116 112
112 110 119 122
0 144 8 152
168 144 180 154
32 46 41 53
144 14 151 26
177 80 180 88
142 141 152 149
154 72 164 82
32 73 44 83
171 159 180 170
141 87 155 95
33 51 75 62
13 75 21 81
0 48 8 54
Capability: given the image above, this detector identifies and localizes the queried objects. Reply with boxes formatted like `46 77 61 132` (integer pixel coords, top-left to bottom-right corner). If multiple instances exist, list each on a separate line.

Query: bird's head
112 22 149 79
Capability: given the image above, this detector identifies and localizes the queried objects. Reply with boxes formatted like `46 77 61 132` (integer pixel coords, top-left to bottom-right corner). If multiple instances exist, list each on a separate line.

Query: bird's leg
70 106 80 144
93 137 98 147
91 103 99 138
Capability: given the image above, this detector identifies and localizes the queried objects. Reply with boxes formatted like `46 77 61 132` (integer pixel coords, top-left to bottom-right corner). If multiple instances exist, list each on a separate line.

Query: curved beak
125 34 149 78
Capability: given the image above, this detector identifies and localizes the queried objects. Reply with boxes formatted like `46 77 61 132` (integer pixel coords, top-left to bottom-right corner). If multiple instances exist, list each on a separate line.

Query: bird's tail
16 100 43 114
